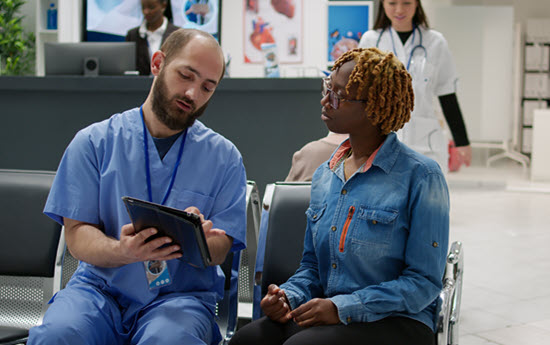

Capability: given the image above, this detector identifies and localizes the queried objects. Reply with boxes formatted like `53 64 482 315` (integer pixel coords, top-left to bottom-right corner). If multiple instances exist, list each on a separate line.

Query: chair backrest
259 182 311 298
0 169 63 331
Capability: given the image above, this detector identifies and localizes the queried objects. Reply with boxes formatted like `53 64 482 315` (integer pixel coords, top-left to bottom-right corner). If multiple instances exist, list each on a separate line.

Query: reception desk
0 76 326 194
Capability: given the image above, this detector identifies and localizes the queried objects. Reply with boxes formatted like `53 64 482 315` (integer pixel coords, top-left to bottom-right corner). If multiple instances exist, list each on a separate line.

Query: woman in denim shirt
230 48 449 345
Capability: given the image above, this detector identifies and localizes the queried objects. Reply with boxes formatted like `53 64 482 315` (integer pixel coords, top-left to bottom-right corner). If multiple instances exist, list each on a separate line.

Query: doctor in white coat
359 0 471 173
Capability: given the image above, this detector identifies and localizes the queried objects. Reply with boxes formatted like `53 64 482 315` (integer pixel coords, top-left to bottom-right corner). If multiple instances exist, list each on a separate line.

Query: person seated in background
28 29 247 345
126 0 179 76
229 47 449 345
285 132 348 182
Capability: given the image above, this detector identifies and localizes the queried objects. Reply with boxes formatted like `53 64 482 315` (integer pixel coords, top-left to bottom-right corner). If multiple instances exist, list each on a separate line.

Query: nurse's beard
152 70 209 131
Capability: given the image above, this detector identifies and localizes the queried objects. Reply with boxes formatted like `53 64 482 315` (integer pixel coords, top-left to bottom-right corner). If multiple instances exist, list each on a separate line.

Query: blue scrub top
44 107 247 317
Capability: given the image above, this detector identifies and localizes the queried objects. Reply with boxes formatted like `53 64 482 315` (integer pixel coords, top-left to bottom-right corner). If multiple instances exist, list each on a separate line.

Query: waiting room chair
252 182 311 319
0 170 63 345
236 181 261 322
253 182 464 345
205 180 262 344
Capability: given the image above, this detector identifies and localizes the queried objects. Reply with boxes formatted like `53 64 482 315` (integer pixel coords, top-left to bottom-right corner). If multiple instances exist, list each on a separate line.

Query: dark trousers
229 316 435 345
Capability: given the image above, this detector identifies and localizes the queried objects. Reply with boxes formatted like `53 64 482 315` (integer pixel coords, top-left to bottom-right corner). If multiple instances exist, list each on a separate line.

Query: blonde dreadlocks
332 47 414 134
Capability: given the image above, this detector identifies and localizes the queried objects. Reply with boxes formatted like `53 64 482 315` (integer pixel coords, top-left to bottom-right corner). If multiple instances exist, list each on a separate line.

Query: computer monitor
44 42 136 76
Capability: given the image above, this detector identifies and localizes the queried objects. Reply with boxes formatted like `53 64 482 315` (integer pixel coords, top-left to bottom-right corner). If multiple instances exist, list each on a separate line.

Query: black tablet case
122 196 211 268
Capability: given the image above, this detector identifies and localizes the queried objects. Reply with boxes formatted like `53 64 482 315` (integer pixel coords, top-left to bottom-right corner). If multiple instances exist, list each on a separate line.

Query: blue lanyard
140 106 187 205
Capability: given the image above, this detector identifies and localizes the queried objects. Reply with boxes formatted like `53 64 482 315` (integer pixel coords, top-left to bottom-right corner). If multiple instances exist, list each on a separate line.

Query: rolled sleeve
282 288 301 311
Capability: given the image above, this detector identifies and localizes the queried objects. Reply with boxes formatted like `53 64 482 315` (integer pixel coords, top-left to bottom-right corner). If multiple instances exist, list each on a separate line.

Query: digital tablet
122 196 212 268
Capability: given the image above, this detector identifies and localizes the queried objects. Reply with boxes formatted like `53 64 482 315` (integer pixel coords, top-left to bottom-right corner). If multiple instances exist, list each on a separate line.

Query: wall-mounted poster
86 0 221 42
243 0 303 64
327 1 373 65
172 0 221 40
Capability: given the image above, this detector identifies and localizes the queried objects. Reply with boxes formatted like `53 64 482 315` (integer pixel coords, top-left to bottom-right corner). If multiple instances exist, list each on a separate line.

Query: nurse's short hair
160 28 225 81
332 47 414 135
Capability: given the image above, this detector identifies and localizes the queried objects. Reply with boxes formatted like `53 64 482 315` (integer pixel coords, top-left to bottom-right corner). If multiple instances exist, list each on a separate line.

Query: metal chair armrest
436 241 464 345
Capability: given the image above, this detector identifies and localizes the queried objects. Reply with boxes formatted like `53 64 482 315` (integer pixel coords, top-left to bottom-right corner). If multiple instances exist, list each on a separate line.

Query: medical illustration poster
85 0 220 41
327 1 373 65
243 0 303 64
172 0 221 40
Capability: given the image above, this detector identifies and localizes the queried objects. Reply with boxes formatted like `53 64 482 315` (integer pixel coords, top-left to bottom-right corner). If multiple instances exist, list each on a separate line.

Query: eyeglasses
322 77 367 109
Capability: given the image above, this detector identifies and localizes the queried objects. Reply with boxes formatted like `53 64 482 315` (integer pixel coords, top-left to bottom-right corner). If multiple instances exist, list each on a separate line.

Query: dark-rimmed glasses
322 77 367 109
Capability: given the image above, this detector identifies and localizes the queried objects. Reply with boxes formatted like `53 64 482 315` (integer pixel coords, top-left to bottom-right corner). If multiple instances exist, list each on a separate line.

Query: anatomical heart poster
243 0 303 63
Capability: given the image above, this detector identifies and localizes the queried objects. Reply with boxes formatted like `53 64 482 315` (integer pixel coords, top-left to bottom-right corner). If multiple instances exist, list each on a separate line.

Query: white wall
19 0 36 33
426 6 515 143
57 0 83 42
429 0 550 28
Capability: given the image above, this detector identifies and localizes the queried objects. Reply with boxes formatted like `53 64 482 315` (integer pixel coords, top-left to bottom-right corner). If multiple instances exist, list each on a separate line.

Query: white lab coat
359 26 457 173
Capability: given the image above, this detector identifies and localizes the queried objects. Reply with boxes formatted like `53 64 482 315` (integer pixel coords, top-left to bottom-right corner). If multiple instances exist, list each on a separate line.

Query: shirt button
347 316 352 323
341 189 347 195
331 226 336 231
433 241 439 248
332 263 337 269
313 214 318 219
372 220 377 225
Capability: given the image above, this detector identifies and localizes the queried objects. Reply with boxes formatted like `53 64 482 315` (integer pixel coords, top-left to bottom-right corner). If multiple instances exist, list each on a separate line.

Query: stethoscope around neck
376 25 427 71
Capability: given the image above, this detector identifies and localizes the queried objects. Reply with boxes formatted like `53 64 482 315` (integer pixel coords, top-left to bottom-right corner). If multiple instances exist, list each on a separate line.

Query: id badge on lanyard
144 260 172 289
140 106 187 290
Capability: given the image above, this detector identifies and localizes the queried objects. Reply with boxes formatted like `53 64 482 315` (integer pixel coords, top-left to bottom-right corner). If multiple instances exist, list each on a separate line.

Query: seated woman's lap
229 316 434 345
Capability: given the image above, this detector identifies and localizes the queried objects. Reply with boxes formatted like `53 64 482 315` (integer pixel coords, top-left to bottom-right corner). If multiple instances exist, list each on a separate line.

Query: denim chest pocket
350 206 398 246
306 204 327 244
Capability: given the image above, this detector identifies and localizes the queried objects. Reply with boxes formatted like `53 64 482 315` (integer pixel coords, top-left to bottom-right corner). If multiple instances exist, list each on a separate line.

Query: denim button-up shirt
280 132 449 332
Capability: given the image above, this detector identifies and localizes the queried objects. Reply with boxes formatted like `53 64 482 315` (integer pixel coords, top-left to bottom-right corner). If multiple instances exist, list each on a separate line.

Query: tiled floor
446 158 550 345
